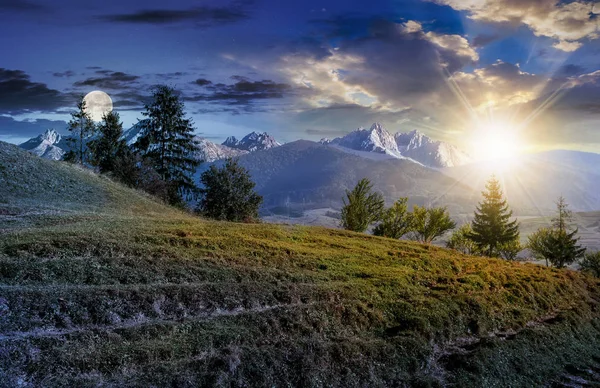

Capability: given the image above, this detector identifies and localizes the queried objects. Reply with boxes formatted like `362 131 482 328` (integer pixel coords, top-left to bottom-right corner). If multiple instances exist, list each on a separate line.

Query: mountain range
16 123 600 215
321 123 471 168
19 122 470 169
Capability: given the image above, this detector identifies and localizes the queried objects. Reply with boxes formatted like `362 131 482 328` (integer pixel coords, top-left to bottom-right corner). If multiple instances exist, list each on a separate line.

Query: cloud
0 116 67 139
99 3 250 26
193 78 213 86
52 70 76 78
472 33 502 47
450 61 546 110
0 0 46 12
188 76 292 111
0 68 70 114
155 72 187 80
278 20 478 114
73 70 140 90
432 0 598 51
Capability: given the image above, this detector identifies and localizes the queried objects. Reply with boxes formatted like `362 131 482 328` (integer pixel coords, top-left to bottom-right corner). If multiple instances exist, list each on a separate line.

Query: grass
1 141 600 386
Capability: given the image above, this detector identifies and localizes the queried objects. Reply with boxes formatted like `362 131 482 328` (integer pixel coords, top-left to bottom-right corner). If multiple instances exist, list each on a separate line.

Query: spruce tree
133 85 199 205
89 111 128 174
340 178 384 233
65 95 96 164
468 175 519 257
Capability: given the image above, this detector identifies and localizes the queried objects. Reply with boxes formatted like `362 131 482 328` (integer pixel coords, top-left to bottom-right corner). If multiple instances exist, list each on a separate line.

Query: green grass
1 141 600 386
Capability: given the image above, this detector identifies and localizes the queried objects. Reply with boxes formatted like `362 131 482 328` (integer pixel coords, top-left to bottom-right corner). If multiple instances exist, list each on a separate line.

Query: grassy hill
1 141 600 387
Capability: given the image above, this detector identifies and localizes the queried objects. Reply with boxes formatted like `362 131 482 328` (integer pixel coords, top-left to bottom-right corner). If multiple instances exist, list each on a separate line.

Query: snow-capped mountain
193 137 248 162
396 130 471 168
19 129 67 160
222 132 281 152
323 124 471 168
122 120 148 146
324 123 403 158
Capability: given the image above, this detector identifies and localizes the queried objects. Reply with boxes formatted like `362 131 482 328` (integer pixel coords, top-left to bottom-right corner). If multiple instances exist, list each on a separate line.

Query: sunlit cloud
432 0 599 51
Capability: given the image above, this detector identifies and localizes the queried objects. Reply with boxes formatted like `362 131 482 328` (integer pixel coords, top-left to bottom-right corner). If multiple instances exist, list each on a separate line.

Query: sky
2 0 600 153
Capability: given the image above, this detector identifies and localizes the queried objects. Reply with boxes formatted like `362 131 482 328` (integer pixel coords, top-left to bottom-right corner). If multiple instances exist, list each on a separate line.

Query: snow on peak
328 123 400 156
223 132 281 152
40 129 62 144
193 137 248 162
222 136 239 148
19 129 65 160
323 123 471 168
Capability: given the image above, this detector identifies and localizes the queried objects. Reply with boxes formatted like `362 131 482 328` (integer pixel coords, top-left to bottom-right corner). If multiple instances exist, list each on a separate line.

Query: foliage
498 239 523 261
446 223 480 255
527 198 586 268
552 196 573 232
580 251 600 278
65 95 96 164
340 178 384 232
373 197 412 239
409 205 456 244
88 111 129 174
133 85 200 205
197 158 263 222
468 176 520 257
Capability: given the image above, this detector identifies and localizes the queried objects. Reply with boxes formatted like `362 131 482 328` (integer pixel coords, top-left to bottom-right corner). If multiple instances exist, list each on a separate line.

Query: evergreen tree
468 176 519 257
65 96 96 164
197 158 262 222
552 196 572 232
446 223 480 255
340 178 384 232
133 85 199 205
528 197 585 268
373 197 412 239
409 205 456 244
89 111 128 174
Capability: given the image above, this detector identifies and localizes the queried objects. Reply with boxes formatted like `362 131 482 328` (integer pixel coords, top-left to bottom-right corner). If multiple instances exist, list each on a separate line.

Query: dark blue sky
2 0 600 152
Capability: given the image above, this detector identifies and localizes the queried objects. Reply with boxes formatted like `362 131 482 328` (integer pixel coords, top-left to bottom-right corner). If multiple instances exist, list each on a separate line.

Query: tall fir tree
65 96 96 164
133 85 199 205
468 175 520 257
89 111 128 174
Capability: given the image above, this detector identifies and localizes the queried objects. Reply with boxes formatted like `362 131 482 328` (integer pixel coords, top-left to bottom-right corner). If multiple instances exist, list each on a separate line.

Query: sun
470 122 520 164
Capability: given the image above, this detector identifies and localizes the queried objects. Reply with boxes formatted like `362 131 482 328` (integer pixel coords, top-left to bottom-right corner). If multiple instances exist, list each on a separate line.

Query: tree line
62 85 262 222
340 176 600 276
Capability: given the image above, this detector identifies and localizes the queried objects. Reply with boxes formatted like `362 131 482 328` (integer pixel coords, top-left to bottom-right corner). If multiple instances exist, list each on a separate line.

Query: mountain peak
222 136 239 148
224 132 281 152
40 129 62 144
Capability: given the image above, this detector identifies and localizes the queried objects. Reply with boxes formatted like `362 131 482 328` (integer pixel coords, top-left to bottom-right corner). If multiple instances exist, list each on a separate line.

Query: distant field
1 141 600 386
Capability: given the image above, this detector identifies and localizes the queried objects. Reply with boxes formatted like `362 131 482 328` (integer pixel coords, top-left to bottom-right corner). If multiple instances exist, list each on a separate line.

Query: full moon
83 90 113 122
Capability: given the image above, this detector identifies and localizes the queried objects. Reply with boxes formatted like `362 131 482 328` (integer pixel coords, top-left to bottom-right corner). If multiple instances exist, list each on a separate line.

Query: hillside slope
1 142 599 386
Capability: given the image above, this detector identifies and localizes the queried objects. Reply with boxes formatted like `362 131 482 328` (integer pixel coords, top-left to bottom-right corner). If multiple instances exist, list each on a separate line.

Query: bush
446 224 479 255
580 252 600 277
409 205 455 244
197 158 262 222
373 198 412 239
340 178 384 233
